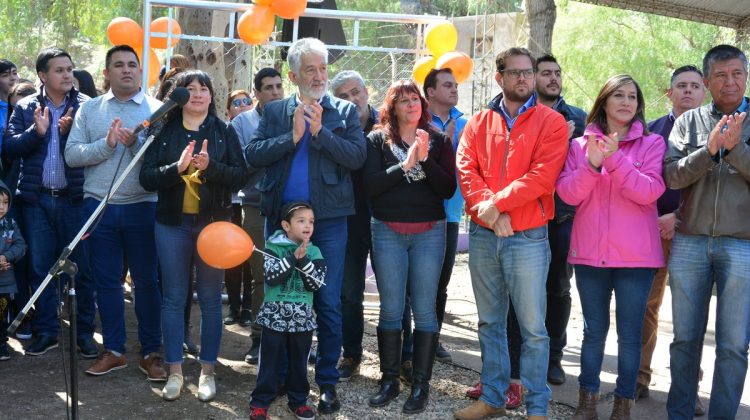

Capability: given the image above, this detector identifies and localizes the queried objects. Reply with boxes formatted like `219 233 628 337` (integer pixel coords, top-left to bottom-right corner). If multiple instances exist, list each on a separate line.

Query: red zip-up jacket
457 94 569 231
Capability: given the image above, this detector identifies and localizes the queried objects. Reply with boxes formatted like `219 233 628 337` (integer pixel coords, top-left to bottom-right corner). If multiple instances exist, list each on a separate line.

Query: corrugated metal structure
576 0 750 31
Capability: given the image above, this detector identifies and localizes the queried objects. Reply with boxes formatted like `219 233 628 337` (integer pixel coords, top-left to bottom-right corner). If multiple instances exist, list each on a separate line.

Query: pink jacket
556 120 665 268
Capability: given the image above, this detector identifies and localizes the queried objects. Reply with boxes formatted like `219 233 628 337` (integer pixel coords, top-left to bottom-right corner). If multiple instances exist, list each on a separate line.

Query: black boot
403 330 438 414
368 328 402 407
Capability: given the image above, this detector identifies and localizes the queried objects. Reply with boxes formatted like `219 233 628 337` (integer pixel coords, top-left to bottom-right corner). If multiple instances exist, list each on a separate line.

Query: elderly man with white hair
246 37 366 414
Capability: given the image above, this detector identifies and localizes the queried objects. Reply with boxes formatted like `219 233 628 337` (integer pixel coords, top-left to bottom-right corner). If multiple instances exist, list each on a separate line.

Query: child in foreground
0 180 27 360
249 201 326 420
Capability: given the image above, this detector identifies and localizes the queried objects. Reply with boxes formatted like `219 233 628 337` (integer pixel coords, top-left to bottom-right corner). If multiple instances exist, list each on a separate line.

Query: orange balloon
237 5 276 45
134 47 161 88
107 17 144 49
150 17 182 49
271 0 307 20
412 56 436 85
256 0 273 5
436 51 474 84
197 222 255 269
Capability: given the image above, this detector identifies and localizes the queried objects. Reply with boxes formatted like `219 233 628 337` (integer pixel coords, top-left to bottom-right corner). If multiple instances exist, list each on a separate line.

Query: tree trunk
736 28 749 52
175 4 244 121
526 0 556 56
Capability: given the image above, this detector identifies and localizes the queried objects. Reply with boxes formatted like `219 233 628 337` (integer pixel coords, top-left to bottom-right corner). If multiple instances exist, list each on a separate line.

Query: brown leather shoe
139 353 167 382
454 400 507 419
85 351 127 376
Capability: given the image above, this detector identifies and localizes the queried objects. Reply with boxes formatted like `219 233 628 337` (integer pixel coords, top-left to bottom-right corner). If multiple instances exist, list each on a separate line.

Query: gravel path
6 252 576 419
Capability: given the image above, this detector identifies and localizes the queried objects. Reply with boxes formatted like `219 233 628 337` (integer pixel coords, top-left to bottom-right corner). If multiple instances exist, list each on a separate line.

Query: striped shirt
42 95 69 189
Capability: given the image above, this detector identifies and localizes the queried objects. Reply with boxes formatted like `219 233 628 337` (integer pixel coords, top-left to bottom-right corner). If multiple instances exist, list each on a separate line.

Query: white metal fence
141 0 454 117
139 0 532 117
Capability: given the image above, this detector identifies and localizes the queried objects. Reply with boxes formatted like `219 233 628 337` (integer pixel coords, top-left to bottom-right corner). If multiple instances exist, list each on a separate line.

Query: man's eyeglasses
501 69 535 80
232 97 252 107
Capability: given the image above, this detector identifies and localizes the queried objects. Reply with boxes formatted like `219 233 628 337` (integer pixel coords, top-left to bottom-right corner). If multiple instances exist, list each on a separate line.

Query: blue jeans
23 194 95 340
667 233 750 419
155 216 224 365
574 265 655 399
85 199 161 356
437 221 459 329
340 212 372 360
309 217 348 386
468 222 550 416
371 218 445 332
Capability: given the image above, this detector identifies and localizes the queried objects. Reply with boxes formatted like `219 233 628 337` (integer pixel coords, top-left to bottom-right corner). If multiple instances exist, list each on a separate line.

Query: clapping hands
177 140 210 173
586 132 619 169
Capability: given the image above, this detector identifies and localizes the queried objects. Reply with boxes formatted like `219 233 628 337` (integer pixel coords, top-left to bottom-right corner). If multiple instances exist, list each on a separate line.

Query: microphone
133 87 191 136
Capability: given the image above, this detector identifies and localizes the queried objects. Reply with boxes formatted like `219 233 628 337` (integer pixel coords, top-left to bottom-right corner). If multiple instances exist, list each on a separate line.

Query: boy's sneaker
290 404 315 420
0 343 10 361
505 382 524 409
249 406 268 420
465 380 482 399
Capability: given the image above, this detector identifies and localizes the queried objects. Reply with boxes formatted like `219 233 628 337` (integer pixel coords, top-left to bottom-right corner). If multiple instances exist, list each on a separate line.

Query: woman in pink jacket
556 74 665 420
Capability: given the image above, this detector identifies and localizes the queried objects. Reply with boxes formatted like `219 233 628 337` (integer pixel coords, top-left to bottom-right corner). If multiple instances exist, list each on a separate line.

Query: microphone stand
8 134 157 420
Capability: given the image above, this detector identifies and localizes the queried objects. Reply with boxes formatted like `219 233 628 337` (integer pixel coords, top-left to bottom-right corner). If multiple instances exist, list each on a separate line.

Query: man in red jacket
453 47 568 420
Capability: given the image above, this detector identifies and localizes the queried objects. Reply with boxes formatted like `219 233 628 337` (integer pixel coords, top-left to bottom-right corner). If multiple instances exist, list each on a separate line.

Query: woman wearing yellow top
140 70 246 402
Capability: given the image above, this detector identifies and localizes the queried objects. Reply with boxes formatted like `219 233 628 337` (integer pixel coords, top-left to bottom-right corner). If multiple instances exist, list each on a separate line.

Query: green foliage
0 0 145 80
552 3 735 120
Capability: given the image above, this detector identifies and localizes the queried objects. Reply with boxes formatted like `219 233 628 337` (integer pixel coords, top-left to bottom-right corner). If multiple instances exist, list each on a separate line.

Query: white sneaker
162 374 183 401
197 374 216 402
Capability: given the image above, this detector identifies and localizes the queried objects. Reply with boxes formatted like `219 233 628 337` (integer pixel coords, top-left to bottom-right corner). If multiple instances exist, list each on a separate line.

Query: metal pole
68 268 78 420
142 0 153 89
9 135 159 336
165 7 174 71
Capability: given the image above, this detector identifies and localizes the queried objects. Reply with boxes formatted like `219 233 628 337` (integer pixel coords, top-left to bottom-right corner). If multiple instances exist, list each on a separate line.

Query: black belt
39 187 68 197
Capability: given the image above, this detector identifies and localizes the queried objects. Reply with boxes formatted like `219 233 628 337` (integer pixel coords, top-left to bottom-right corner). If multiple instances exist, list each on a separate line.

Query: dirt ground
4 253 578 420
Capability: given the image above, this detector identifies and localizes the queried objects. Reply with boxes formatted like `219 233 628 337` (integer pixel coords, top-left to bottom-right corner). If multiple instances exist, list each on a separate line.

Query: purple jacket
556 120 666 268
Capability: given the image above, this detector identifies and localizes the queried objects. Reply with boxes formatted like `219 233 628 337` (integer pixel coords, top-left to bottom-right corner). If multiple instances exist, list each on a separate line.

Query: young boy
0 180 27 360
250 201 325 420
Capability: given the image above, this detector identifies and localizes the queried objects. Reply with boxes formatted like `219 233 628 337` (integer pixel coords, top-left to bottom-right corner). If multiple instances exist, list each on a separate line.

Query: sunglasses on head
232 97 252 107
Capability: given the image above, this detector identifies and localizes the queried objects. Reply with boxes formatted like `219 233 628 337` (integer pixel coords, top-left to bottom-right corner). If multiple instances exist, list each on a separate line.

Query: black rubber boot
368 328 402 407
403 330 438 414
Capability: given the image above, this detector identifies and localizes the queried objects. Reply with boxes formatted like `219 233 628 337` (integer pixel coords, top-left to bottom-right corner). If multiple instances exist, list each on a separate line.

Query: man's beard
504 87 533 103
299 82 327 100
537 85 560 103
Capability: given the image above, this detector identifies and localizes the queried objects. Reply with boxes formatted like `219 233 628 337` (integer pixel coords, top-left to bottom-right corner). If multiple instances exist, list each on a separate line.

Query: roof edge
574 0 744 29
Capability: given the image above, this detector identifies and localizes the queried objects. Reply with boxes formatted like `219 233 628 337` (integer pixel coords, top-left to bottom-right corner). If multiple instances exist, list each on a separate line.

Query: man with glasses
454 47 568 420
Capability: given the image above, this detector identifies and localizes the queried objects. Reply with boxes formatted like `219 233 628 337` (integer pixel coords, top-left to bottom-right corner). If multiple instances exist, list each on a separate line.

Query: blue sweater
245 94 366 225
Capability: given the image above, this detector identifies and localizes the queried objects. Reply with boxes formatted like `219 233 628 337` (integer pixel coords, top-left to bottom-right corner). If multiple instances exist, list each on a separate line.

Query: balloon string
253 247 327 288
